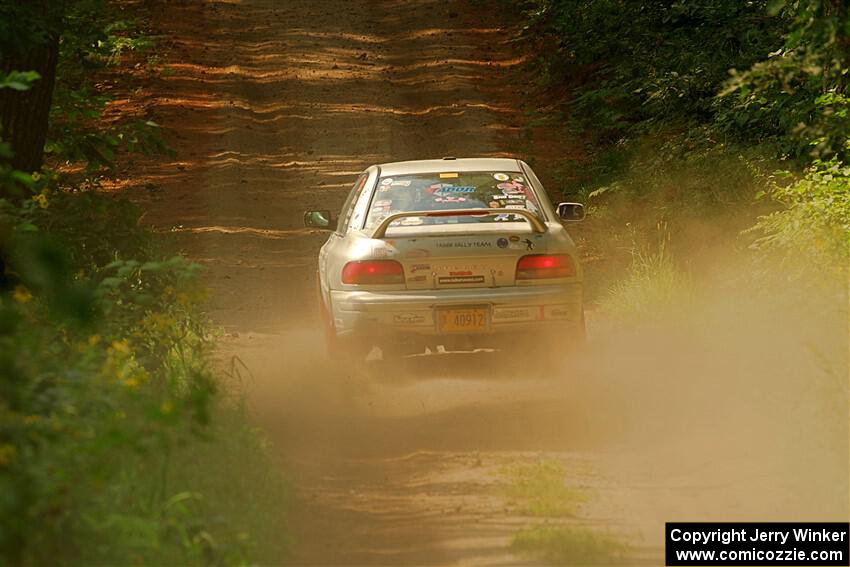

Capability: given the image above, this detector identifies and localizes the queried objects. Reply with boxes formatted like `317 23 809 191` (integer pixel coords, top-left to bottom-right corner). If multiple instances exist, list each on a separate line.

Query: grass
166 395 291 565
513 524 628 566
503 460 587 517
602 222 693 321
503 461 629 565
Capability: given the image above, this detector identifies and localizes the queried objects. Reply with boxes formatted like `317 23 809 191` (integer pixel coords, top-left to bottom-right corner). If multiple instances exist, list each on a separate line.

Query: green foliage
515 0 849 281
719 0 850 161
503 460 587 517
0 0 171 172
522 0 785 138
0 172 288 565
512 524 628 565
0 72 41 93
0 81 286 564
47 2 172 171
0 0 67 56
2 189 205 563
750 159 850 263
504 461 626 564
603 222 694 319
521 0 847 161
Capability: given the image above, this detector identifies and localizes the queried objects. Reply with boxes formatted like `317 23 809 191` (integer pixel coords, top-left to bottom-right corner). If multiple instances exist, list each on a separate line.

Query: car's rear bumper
329 283 582 339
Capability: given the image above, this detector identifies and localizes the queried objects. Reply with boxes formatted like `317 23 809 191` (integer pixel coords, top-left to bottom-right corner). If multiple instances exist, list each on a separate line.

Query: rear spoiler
371 208 546 239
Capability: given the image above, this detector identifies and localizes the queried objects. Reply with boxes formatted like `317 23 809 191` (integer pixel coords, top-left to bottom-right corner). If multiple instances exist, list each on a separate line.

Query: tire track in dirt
123 1 611 565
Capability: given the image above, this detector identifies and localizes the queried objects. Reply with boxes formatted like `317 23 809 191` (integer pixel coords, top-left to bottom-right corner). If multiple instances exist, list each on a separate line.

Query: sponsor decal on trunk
492 307 534 322
436 241 493 248
438 275 486 285
405 248 430 258
394 313 426 325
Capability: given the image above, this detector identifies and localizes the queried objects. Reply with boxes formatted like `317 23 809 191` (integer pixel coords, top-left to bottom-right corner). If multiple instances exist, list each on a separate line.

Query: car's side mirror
304 210 335 230
557 202 585 222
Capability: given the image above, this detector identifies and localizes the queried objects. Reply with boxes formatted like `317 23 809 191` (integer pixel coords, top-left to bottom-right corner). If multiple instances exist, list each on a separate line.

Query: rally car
304 157 585 362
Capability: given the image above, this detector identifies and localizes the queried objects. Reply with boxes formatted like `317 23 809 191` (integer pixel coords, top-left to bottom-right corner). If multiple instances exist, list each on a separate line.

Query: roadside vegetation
503 460 628 565
511 0 848 306
0 1 288 565
503 0 848 562
503 460 587 517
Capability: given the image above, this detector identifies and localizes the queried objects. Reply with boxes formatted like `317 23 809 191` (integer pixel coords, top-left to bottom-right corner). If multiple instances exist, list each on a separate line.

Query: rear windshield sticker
363 172 544 229
439 185 476 193
498 181 525 193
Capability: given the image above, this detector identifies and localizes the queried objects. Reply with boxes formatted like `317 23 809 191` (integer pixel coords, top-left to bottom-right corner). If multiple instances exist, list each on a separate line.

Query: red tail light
516 254 575 280
342 260 405 285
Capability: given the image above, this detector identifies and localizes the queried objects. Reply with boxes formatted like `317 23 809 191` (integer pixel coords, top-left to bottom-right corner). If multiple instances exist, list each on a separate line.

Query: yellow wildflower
88 334 101 346
124 377 140 389
32 193 48 209
110 339 131 354
12 285 32 303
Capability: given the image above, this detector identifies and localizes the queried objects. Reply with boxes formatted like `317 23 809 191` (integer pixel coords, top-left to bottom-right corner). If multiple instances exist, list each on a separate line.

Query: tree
0 0 66 174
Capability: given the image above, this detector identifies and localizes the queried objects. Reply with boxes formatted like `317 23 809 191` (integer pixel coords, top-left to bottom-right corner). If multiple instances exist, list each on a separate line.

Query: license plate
437 307 488 333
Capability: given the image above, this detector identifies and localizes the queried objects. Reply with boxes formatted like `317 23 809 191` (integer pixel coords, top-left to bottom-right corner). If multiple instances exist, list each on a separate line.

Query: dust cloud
570 259 848 545
226 248 847 561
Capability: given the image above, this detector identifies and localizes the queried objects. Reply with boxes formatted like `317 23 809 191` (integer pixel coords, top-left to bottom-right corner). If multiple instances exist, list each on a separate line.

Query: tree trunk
0 32 60 174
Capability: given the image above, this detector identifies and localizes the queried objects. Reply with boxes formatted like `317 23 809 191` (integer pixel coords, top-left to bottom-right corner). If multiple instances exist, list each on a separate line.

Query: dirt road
120 0 847 565
125 1 610 564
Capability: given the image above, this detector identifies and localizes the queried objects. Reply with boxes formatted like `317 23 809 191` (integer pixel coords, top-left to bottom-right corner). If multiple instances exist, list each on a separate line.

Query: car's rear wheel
318 283 369 374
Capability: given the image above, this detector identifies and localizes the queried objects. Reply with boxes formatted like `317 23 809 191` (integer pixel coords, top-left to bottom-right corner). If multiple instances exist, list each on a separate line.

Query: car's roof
376 157 522 176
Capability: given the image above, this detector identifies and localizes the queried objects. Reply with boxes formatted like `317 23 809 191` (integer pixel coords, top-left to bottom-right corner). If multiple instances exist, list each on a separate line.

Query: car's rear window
364 171 542 229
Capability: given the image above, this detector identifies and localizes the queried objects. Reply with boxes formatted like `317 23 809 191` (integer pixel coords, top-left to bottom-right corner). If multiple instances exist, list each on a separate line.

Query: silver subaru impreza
304 157 586 363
